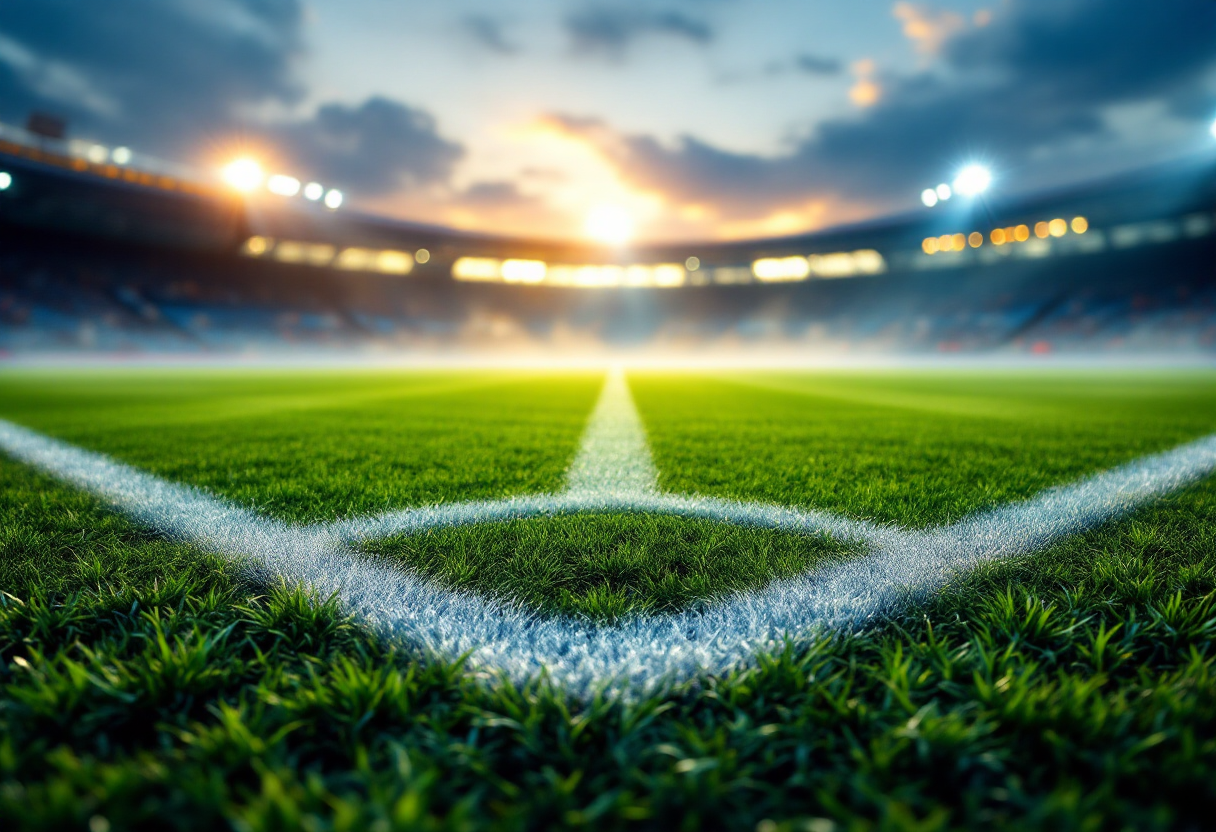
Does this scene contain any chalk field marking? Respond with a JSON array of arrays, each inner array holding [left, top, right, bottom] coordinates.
[[3, 370, 1216, 697], [565, 367, 659, 497]]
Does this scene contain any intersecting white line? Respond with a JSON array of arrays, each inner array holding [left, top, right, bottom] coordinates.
[[2, 371, 1216, 698]]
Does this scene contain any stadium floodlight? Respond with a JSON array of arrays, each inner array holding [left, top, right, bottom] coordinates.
[[752, 256, 811, 282], [921, 188, 938, 207], [111, 146, 132, 165], [324, 189, 343, 209], [935, 183, 952, 201], [303, 182, 324, 201], [585, 205, 634, 245], [501, 259, 547, 284], [222, 158, 265, 192], [0, 171, 10, 191], [952, 164, 992, 197], [86, 144, 109, 164], [267, 174, 301, 196]]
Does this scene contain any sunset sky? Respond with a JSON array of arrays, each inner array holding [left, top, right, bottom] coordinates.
[[2, 0, 1214, 241]]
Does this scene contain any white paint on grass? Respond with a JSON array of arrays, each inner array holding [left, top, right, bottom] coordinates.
[[565, 367, 659, 496], [3, 370, 1216, 698]]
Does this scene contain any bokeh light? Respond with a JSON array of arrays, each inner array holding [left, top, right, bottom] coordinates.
[[222, 158, 265, 192], [952, 165, 992, 197], [584, 205, 634, 245]]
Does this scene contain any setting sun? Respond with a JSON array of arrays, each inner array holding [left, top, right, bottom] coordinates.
[[584, 204, 634, 245]]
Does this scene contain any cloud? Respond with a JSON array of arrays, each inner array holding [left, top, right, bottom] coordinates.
[[0, 0, 305, 149], [458, 180, 534, 206], [794, 54, 843, 77], [544, 0, 1216, 228], [0, 0, 465, 199], [462, 15, 518, 56], [564, 6, 713, 57], [272, 97, 464, 195]]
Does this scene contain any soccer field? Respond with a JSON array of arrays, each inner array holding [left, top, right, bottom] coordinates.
[[3, 367, 1216, 830]]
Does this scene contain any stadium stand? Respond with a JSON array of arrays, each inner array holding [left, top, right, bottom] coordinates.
[[0, 134, 1213, 358]]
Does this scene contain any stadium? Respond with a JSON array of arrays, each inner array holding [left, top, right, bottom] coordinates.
[[2, 127, 1215, 358], [3, 2, 1216, 830]]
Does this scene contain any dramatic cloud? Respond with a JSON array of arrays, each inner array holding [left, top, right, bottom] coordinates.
[[462, 14, 519, 56], [547, 0, 1216, 224], [273, 97, 464, 195], [564, 6, 713, 57], [0, 0, 305, 148], [0, 0, 465, 199]]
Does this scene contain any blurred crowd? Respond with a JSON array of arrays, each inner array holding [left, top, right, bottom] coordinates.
[[1, 233, 1213, 358]]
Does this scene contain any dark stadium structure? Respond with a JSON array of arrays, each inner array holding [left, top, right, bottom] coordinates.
[[1, 135, 1213, 358]]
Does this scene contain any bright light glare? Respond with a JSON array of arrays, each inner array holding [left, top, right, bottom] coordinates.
[[952, 164, 992, 197], [324, 189, 343, 209], [86, 145, 109, 164], [1210, 118, 1216, 139], [222, 158, 264, 192], [452, 257, 502, 281], [375, 250, 413, 275], [303, 182, 324, 201], [0, 171, 10, 190], [111, 147, 132, 165], [921, 188, 938, 207], [267, 174, 301, 196], [584, 205, 634, 245], [242, 236, 270, 256], [501, 259, 547, 283], [752, 256, 811, 282], [935, 183, 952, 200]]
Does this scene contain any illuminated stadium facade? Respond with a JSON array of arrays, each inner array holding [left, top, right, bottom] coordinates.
[[1, 123, 1214, 357]]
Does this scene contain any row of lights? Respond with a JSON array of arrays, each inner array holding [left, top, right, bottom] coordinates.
[[452, 249, 887, 287], [922, 216, 1089, 254], [751, 250, 886, 281], [241, 236, 429, 273], [74, 142, 133, 166], [921, 164, 992, 207], [222, 158, 343, 209], [453, 257, 690, 287]]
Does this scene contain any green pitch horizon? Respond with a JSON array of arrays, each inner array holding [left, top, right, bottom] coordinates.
[[2, 367, 1216, 830]]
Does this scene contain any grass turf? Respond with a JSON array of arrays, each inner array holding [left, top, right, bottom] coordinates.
[[366, 515, 853, 621], [2, 367, 1216, 830], [632, 370, 1216, 526]]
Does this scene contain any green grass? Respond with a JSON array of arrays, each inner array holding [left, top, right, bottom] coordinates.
[[367, 515, 852, 620], [2, 367, 1216, 830], [633, 370, 1216, 526], [0, 369, 601, 522]]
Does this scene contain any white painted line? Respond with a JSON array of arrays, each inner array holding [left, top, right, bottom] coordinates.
[[3, 369, 1216, 698], [565, 367, 660, 496]]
